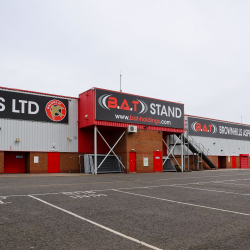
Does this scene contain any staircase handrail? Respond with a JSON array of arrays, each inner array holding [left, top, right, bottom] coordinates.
[[184, 133, 217, 168]]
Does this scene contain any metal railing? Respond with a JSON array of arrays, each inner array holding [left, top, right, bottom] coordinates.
[[184, 133, 217, 168]]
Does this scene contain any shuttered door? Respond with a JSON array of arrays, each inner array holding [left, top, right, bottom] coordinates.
[[4, 152, 26, 173], [240, 154, 249, 169]]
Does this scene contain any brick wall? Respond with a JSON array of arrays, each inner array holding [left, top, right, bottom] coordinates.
[[111, 129, 162, 173], [0, 151, 4, 174], [29, 152, 48, 173], [60, 153, 80, 173]]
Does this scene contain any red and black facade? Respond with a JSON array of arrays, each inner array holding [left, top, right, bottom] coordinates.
[[78, 88, 185, 173]]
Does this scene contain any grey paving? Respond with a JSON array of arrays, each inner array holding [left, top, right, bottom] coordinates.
[[1, 169, 250, 249]]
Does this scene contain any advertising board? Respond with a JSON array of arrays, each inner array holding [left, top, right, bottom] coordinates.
[[0, 89, 68, 123], [188, 116, 250, 141], [95, 89, 184, 129]]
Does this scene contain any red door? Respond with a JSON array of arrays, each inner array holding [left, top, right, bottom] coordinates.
[[4, 152, 26, 173], [48, 153, 60, 173], [240, 154, 249, 169], [232, 156, 237, 168], [129, 152, 136, 172], [153, 151, 162, 172]]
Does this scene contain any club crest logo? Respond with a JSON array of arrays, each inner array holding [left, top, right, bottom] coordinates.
[[45, 100, 66, 121]]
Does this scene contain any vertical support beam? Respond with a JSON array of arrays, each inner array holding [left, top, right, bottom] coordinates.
[[94, 125, 97, 174], [181, 134, 184, 172]]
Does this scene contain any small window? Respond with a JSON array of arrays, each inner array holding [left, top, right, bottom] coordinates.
[[34, 156, 39, 163]]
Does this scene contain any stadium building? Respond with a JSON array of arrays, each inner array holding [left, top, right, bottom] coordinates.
[[0, 86, 249, 174]]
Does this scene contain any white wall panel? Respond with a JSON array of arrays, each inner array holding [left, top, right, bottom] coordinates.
[[187, 136, 250, 156], [0, 90, 78, 152], [182, 116, 250, 156]]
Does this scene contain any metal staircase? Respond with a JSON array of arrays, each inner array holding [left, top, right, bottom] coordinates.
[[183, 133, 217, 170]]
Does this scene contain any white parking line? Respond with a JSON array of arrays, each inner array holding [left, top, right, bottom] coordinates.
[[113, 189, 250, 217], [2, 176, 250, 198], [29, 195, 162, 250], [173, 185, 250, 196], [154, 173, 250, 182]]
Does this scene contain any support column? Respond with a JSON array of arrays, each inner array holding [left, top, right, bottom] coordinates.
[[94, 125, 97, 174], [181, 134, 184, 172]]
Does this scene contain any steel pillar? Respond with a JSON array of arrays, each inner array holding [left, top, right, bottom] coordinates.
[[94, 125, 97, 174]]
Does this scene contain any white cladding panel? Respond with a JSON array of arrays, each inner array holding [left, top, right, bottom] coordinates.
[[187, 136, 250, 156], [182, 116, 250, 156], [0, 91, 78, 152]]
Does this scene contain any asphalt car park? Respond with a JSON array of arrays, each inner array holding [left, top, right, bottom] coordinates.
[[1, 169, 250, 250]]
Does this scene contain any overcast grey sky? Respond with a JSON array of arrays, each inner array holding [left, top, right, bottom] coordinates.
[[1, 1, 250, 124]]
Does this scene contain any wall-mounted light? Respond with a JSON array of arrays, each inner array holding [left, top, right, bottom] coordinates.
[[131, 149, 135, 151], [213, 142, 216, 145], [85, 115, 88, 119], [15, 138, 20, 143], [67, 137, 72, 141], [221, 149, 223, 152], [144, 125, 148, 129], [158, 131, 162, 133], [156, 150, 159, 151]]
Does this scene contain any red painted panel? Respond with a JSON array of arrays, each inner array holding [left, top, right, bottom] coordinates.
[[218, 157, 220, 169], [78, 89, 95, 128], [78, 128, 110, 154], [94, 120, 185, 133], [129, 152, 136, 172], [48, 153, 60, 173], [153, 151, 162, 172], [4, 152, 26, 173], [162, 135, 167, 155], [240, 154, 249, 169], [232, 156, 237, 168]]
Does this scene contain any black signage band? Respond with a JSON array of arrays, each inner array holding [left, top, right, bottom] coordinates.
[[0, 89, 68, 124], [188, 116, 250, 141], [95, 89, 184, 129]]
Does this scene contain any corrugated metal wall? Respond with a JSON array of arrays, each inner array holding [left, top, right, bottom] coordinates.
[[0, 90, 78, 152], [186, 136, 250, 156], [181, 116, 250, 156]]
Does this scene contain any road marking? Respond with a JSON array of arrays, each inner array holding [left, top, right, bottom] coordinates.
[[2, 176, 250, 198], [113, 189, 250, 217], [173, 185, 250, 196], [154, 173, 250, 182], [1, 172, 250, 190], [0, 180, 135, 189], [0, 197, 11, 205], [29, 195, 162, 250], [63, 191, 107, 198]]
